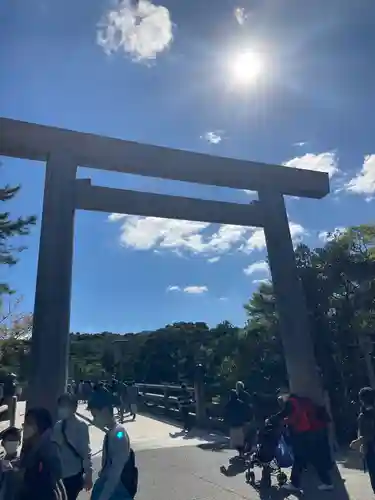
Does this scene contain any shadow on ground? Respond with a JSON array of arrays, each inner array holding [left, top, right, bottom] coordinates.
[[168, 427, 227, 444], [220, 458, 248, 477], [336, 449, 364, 471], [197, 440, 230, 452]]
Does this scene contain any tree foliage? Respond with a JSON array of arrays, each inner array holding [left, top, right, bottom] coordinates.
[[1, 182, 37, 296]]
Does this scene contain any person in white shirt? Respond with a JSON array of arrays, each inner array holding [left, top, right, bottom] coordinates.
[[90, 401, 136, 500], [53, 393, 93, 500]]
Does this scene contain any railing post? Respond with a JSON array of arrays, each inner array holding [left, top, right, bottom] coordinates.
[[194, 364, 207, 427], [9, 396, 17, 427], [163, 387, 170, 415]]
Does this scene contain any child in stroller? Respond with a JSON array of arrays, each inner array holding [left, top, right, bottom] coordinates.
[[245, 420, 288, 488]]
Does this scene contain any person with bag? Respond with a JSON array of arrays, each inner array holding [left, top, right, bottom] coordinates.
[[269, 388, 334, 493], [350, 387, 375, 493], [89, 399, 138, 500], [53, 393, 93, 500]]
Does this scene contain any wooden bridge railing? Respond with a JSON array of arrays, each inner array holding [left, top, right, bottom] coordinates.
[[135, 381, 225, 430]]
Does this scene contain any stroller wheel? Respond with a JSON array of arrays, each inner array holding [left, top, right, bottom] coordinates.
[[276, 471, 288, 486], [246, 470, 255, 484], [220, 466, 227, 476]]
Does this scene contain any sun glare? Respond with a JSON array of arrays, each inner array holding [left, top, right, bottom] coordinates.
[[231, 51, 263, 85]]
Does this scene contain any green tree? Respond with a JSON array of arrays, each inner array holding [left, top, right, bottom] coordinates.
[[1, 182, 36, 296]]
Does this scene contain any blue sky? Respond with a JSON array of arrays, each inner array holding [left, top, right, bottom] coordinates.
[[1, 0, 375, 333]]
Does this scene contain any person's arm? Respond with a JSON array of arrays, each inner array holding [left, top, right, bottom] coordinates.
[[51, 421, 62, 447], [268, 400, 293, 425], [98, 430, 130, 500], [42, 440, 63, 488], [79, 422, 93, 486]]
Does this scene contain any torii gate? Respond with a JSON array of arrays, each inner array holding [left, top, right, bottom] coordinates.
[[0, 118, 329, 415]]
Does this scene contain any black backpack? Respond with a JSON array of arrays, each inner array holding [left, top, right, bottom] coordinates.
[[104, 434, 138, 498]]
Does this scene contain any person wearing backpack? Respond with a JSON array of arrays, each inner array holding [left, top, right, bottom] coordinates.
[[269, 388, 333, 493], [351, 387, 375, 493], [53, 393, 93, 500], [89, 400, 138, 500]]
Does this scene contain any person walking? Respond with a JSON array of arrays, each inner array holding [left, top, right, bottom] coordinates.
[[178, 384, 193, 432], [269, 388, 334, 493], [53, 393, 93, 500], [351, 387, 375, 494], [235, 381, 252, 406], [118, 382, 129, 423], [89, 400, 138, 500], [235, 382, 255, 451], [18, 407, 66, 500], [127, 382, 138, 422], [224, 390, 252, 458]]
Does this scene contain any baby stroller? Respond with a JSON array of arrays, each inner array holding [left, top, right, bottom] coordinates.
[[245, 421, 288, 488]]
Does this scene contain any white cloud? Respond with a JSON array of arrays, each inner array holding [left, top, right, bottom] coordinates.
[[241, 222, 307, 253], [97, 0, 173, 61], [183, 286, 208, 294], [166, 285, 207, 294], [234, 7, 247, 25], [345, 155, 375, 199], [244, 260, 269, 276], [283, 152, 339, 179], [219, 297, 228, 301], [109, 215, 249, 254], [253, 278, 271, 285], [201, 131, 223, 145], [241, 228, 266, 253], [318, 227, 346, 243], [208, 257, 220, 263], [108, 215, 307, 258], [108, 213, 126, 222]]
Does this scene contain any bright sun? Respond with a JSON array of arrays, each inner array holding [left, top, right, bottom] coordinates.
[[231, 51, 263, 85]]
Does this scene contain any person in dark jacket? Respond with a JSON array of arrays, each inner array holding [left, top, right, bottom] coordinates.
[[351, 387, 375, 493], [235, 381, 252, 406], [178, 384, 193, 431], [224, 390, 251, 458], [18, 407, 66, 500]]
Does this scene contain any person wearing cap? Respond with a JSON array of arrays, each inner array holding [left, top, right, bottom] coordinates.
[[53, 393, 93, 500]]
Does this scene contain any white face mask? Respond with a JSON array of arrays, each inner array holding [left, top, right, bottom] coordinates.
[[57, 407, 72, 420], [3, 441, 18, 455]]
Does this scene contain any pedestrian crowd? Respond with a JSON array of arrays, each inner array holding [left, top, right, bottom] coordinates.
[[0, 375, 139, 500], [221, 381, 375, 495], [1, 375, 375, 498]]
